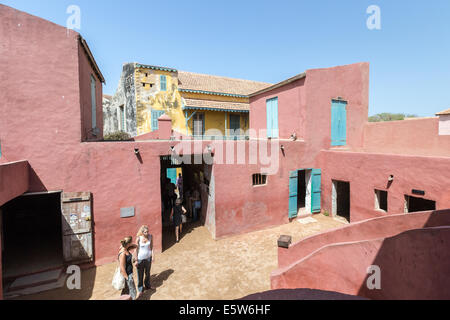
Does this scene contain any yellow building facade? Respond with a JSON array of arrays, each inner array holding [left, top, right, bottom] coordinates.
[[106, 63, 271, 138]]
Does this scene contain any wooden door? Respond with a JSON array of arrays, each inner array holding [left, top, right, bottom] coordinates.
[[61, 192, 93, 263], [289, 171, 298, 218], [331, 100, 347, 146]]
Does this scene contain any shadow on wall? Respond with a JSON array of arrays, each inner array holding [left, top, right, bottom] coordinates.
[[272, 210, 450, 300], [28, 165, 47, 192], [357, 226, 450, 300]]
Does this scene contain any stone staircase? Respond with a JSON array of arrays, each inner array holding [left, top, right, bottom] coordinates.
[[4, 268, 67, 299]]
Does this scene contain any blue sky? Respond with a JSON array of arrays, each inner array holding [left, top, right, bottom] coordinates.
[[2, 0, 450, 116]]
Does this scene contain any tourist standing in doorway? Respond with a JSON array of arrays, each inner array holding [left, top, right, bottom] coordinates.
[[171, 198, 187, 243], [176, 173, 183, 200], [119, 236, 139, 300], [136, 225, 154, 293]]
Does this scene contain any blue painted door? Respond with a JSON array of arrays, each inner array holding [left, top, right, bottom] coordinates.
[[289, 171, 298, 218], [331, 100, 347, 146], [166, 168, 177, 185], [311, 169, 322, 213], [151, 110, 165, 131], [266, 97, 279, 138]]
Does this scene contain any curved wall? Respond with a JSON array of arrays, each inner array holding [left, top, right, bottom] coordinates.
[[272, 227, 450, 299]]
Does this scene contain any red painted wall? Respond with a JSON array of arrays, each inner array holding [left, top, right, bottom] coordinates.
[[250, 78, 306, 140], [214, 140, 308, 238], [0, 160, 29, 300], [316, 151, 450, 222], [0, 161, 29, 207], [363, 117, 450, 157], [276, 209, 450, 269], [271, 226, 450, 299]]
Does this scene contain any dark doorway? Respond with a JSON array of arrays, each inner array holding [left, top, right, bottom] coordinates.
[[405, 195, 436, 213], [297, 170, 306, 210], [1, 193, 63, 280], [333, 180, 350, 221], [160, 155, 212, 251]]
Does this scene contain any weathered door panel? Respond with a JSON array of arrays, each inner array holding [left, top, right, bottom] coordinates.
[[331, 100, 347, 146], [61, 192, 93, 263], [311, 169, 322, 213], [289, 171, 298, 218]]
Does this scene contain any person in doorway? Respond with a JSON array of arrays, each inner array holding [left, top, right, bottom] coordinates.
[[119, 236, 139, 300], [170, 198, 187, 243], [176, 173, 183, 200], [136, 225, 154, 293], [192, 187, 201, 222]]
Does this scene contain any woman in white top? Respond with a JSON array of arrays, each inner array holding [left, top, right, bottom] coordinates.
[[136, 225, 154, 292]]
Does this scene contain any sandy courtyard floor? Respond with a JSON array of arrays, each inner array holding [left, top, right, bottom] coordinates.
[[12, 214, 346, 300]]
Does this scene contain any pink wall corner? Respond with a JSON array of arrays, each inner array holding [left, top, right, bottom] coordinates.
[[304, 62, 369, 152], [0, 4, 84, 164], [250, 78, 306, 140], [0, 161, 29, 207]]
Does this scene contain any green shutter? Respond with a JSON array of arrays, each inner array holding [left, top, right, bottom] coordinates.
[[311, 169, 322, 213], [289, 171, 298, 218]]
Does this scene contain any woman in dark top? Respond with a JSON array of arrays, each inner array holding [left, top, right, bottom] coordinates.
[[119, 236, 139, 300], [170, 198, 187, 243]]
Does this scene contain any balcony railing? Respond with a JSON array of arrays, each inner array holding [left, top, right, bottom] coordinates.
[[190, 135, 249, 141]]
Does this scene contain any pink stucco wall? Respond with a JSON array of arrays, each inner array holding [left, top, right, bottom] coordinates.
[[250, 62, 369, 152], [316, 150, 450, 223], [271, 226, 450, 299], [439, 114, 450, 135], [0, 161, 29, 207], [276, 209, 450, 269], [363, 117, 450, 157]]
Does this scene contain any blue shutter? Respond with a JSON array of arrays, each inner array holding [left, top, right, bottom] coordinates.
[[311, 169, 322, 213], [266, 99, 272, 138], [272, 98, 279, 138], [331, 100, 347, 146], [167, 168, 177, 185], [160, 75, 167, 91], [266, 97, 279, 138], [151, 110, 165, 131], [289, 171, 298, 218]]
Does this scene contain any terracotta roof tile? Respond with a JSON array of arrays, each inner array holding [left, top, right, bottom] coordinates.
[[178, 71, 271, 96], [183, 98, 249, 112], [436, 108, 450, 115]]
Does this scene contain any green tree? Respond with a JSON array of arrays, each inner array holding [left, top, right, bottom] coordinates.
[[368, 113, 417, 122]]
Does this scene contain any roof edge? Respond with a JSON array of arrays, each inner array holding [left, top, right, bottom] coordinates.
[[248, 72, 306, 98], [179, 88, 248, 98], [79, 36, 105, 83]]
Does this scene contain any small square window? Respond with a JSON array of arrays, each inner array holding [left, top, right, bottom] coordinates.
[[375, 189, 388, 212], [252, 174, 267, 186], [143, 83, 146, 87]]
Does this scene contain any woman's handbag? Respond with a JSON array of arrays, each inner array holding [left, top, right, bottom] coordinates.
[[181, 213, 187, 224], [112, 266, 126, 290]]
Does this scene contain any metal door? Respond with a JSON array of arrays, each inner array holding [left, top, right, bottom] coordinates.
[[61, 192, 93, 263]]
